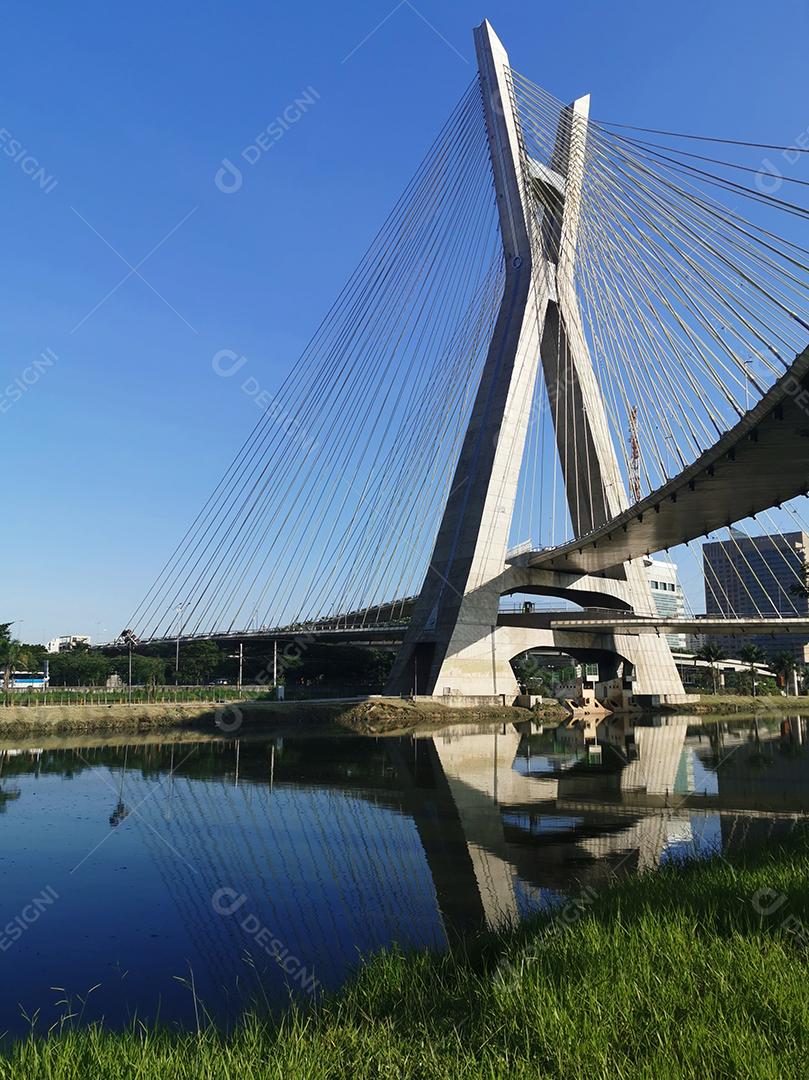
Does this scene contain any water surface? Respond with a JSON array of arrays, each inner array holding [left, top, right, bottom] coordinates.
[[0, 715, 806, 1038]]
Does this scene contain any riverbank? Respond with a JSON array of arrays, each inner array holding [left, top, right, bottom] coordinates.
[[2, 829, 806, 1079], [664, 693, 807, 715], [1, 691, 806, 738], [0, 696, 563, 738]]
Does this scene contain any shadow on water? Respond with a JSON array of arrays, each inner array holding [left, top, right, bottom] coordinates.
[[0, 711, 806, 1039]]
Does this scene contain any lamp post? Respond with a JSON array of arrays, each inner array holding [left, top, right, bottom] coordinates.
[[743, 355, 754, 410], [174, 603, 188, 682], [118, 629, 140, 705]]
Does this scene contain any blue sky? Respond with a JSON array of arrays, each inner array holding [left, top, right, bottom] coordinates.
[[3, 0, 807, 642]]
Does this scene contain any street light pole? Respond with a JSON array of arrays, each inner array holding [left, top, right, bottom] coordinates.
[[743, 355, 753, 410], [174, 603, 187, 681], [238, 642, 243, 692]]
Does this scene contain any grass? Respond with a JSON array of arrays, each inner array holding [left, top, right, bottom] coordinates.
[[669, 693, 809, 715], [2, 686, 267, 707], [2, 836, 809, 1078]]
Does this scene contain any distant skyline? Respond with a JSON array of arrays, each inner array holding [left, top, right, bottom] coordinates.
[[4, 0, 808, 641]]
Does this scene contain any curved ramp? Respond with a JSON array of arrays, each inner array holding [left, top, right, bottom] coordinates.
[[521, 346, 809, 573]]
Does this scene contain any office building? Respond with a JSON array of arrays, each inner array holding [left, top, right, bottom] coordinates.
[[702, 530, 809, 661], [643, 556, 687, 652]]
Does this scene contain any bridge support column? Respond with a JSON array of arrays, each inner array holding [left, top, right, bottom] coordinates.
[[387, 19, 685, 703], [387, 21, 548, 699]]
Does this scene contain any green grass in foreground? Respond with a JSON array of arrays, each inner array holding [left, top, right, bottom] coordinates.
[[3, 835, 809, 1079]]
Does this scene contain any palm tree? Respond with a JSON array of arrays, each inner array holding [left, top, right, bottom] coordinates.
[[739, 643, 766, 697], [696, 642, 726, 694], [771, 650, 798, 696], [0, 623, 22, 701]]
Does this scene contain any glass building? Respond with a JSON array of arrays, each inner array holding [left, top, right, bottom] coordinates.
[[702, 530, 809, 661]]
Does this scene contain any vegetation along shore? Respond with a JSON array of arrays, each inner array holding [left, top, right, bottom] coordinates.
[[1, 830, 807, 1079]]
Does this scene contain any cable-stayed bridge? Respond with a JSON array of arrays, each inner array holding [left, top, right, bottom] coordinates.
[[126, 21, 809, 704]]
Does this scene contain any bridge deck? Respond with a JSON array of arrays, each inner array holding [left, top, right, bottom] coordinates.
[[494, 608, 809, 637], [546, 615, 809, 636], [517, 345, 809, 573], [136, 609, 809, 648]]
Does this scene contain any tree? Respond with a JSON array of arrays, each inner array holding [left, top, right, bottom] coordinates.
[[696, 642, 726, 694], [0, 623, 22, 698], [109, 653, 167, 687], [771, 650, 798, 695], [512, 654, 550, 694], [286, 644, 383, 690], [176, 640, 224, 685], [17, 643, 47, 672], [47, 649, 112, 687], [739, 643, 766, 697]]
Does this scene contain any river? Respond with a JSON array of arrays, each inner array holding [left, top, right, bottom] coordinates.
[[0, 713, 806, 1038]]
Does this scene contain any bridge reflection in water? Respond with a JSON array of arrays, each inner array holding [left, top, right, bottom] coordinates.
[[0, 718, 805, 1035]]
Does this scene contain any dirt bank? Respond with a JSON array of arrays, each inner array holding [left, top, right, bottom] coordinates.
[[0, 697, 561, 738]]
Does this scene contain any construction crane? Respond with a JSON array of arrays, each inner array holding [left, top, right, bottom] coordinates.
[[628, 405, 641, 503]]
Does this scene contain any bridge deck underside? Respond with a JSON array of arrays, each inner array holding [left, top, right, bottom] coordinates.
[[520, 347, 809, 574]]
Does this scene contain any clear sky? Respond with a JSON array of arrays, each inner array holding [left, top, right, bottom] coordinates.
[[3, 0, 808, 643]]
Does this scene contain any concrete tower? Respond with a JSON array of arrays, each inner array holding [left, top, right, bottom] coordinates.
[[387, 21, 685, 704]]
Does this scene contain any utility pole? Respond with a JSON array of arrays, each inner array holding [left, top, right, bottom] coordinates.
[[128, 643, 132, 705]]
